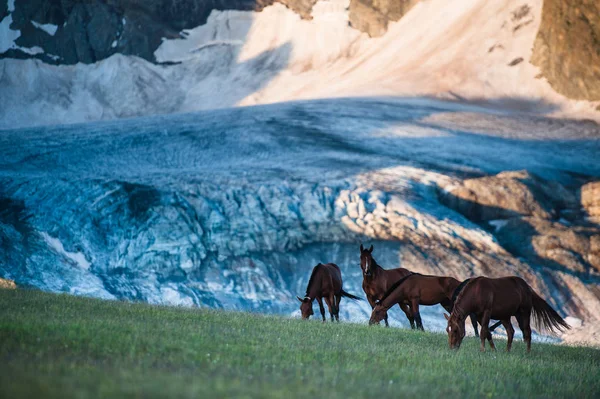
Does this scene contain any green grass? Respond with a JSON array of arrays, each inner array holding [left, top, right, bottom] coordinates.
[[1, 289, 599, 398]]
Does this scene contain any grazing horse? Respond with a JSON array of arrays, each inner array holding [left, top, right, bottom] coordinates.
[[369, 273, 484, 336], [445, 276, 570, 352], [359, 244, 414, 327], [297, 263, 361, 322]]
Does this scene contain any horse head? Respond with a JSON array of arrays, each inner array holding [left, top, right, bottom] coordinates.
[[297, 296, 314, 319], [444, 313, 466, 349], [369, 300, 386, 325], [359, 244, 375, 277]]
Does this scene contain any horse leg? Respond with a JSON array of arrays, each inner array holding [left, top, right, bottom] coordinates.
[[517, 310, 532, 353], [335, 294, 341, 322], [399, 303, 414, 329], [502, 319, 515, 352], [325, 295, 335, 322], [480, 310, 494, 352], [469, 314, 479, 338], [411, 299, 424, 331], [317, 297, 326, 322]]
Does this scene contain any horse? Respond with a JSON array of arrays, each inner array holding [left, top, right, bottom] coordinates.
[[369, 273, 486, 336], [445, 276, 570, 352], [359, 244, 414, 327], [297, 263, 361, 322]]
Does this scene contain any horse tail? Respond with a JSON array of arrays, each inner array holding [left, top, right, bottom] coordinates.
[[340, 289, 362, 301], [530, 290, 570, 334]]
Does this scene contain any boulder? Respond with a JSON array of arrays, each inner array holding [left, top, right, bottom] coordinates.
[[440, 170, 575, 222], [495, 217, 600, 275], [581, 181, 600, 217], [0, 278, 16, 289]]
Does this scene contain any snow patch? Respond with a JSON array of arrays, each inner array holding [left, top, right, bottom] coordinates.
[[19, 45, 44, 55], [0, 14, 20, 53], [111, 40, 117, 48], [8, 0, 15, 12], [489, 219, 508, 231], [41, 232, 91, 270], [31, 21, 58, 36]]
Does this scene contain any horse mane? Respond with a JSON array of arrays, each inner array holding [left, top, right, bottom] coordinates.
[[305, 263, 323, 296], [378, 273, 417, 303], [451, 278, 472, 306], [451, 277, 478, 319]]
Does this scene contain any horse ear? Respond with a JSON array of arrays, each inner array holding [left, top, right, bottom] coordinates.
[[297, 296, 304, 302], [444, 313, 450, 321], [360, 244, 364, 252], [368, 245, 374, 253]]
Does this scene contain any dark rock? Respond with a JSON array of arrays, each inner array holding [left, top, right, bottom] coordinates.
[[1, 0, 321, 64], [1, 0, 8, 20], [86, 2, 121, 61], [508, 57, 523, 66], [531, 0, 600, 101]]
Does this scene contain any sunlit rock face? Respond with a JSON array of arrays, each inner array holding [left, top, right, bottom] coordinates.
[[531, 0, 600, 101], [348, 0, 419, 37]]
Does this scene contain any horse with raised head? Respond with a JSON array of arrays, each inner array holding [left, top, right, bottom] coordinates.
[[445, 276, 570, 352], [359, 244, 414, 327], [369, 273, 485, 336], [297, 263, 361, 322]]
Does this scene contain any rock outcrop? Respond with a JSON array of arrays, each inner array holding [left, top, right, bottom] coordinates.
[[0, 278, 16, 289], [347, 0, 419, 37], [581, 181, 600, 219], [531, 0, 600, 101], [440, 170, 576, 222], [441, 171, 600, 279]]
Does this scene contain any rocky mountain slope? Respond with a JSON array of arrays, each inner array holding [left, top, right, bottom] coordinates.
[[2, 0, 600, 129], [1, 0, 599, 105]]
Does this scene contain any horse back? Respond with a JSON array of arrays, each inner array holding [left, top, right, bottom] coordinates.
[[321, 263, 343, 293], [469, 276, 532, 316]]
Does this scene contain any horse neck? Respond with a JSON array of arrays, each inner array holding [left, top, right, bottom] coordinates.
[[452, 284, 474, 321], [306, 272, 322, 300], [368, 260, 383, 277], [380, 286, 403, 310]]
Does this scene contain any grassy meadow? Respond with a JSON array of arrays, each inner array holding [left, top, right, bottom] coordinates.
[[1, 288, 599, 398]]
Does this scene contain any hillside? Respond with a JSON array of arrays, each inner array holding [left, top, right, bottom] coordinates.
[[1, 289, 599, 398]]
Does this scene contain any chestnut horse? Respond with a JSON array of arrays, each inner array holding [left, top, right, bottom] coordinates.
[[445, 276, 570, 352], [369, 273, 484, 335], [297, 263, 361, 321], [359, 244, 414, 327]]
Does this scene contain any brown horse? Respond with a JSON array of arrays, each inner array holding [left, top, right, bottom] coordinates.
[[369, 273, 482, 336], [297, 263, 361, 321], [359, 244, 414, 327], [445, 276, 570, 352]]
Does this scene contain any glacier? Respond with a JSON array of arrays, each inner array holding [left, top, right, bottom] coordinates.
[[1, 97, 599, 334]]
